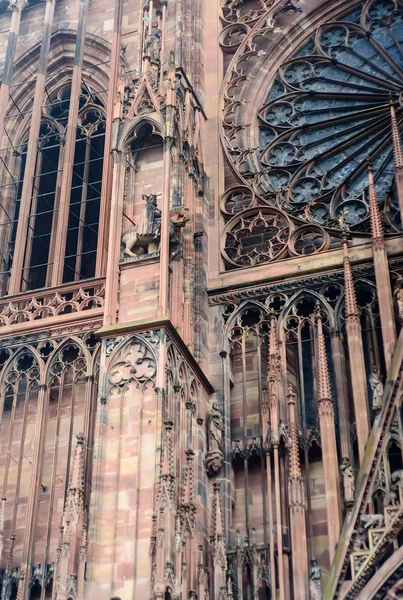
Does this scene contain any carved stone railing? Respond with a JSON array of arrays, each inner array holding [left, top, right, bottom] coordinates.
[[0, 278, 105, 327]]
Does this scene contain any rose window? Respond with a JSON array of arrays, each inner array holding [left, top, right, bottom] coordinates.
[[257, 0, 403, 232]]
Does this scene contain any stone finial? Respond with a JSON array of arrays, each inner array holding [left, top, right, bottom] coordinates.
[[366, 160, 384, 249]]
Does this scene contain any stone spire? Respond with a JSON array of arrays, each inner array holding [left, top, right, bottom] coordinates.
[[68, 432, 85, 496], [287, 384, 301, 480], [181, 449, 196, 539], [210, 482, 225, 549], [157, 421, 175, 510], [366, 159, 396, 370], [314, 305, 333, 409], [390, 101, 403, 222], [314, 305, 341, 564], [342, 238, 360, 324], [54, 434, 87, 600], [342, 237, 370, 462], [366, 160, 384, 249], [211, 482, 227, 600], [391, 103, 403, 169]]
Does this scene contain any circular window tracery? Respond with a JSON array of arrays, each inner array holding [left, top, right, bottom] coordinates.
[[255, 0, 403, 232], [222, 207, 291, 268]]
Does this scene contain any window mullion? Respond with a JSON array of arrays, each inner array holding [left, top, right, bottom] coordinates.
[[21, 147, 43, 291], [46, 133, 66, 287], [74, 136, 91, 281]]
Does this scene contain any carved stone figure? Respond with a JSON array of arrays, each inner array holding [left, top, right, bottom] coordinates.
[[279, 419, 291, 449], [121, 194, 161, 258], [369, 366, 384, 414], [340, 457, 355, 504], [383, 488, 398, 507], [278, 1, 303, 13], [353, 527, 368, 552], [391, 469, 403, 488], [169, 206, 191, 228], [309, 559, 321, 600], [144, 22, 162, 62], [207, 403, 223, 452], [204, 403, 224, 476], [394, 279, 403, 323]]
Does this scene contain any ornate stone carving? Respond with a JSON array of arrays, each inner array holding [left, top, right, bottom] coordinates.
[[0, 280, 105, 327], [107, 336, 157, 394], [204, 403, 224, 476], [340, 457, 355, 505], [309, 559, 321, 600], [369, 366, 384, 414], [169, 206, 191, 228], [144, 21, 162, 63], [360, 514, 384, 529], [394, 278, 403, 324], [222, 206, 291, 268]]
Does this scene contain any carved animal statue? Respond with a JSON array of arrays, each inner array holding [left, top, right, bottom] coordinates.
[[360, 513, 384, 529], [383, 489, 398, 507], [121, 226, 160, 257], [391, 470, 403, 487]]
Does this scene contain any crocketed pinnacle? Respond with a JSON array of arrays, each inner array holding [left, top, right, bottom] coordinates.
[[287, 384, 301, 479], [161, 421, 174, 477], [268, 313, 281, 384], [342, 238, 360, 320], [182, 449, 195, 506], [391, 103, 403, 170], [16, 570, 25, 600], [211, 481, 225, 541], [68, 433, 85, 493], [314, 307, 332, 403], [366, 160, 384, 245], [6, 532, 15, 571]]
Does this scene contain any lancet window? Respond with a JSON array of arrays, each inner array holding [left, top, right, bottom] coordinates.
[[0, 336, 99, 592], [3, 85, 105, 295]]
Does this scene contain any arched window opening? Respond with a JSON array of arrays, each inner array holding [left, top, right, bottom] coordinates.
[[9, 580, 17, 600], [5, 85, 106, 295], [283, 296, 335, 433], [0, 351, 40, 566], [24, 123, 61, 291], [388, 440, 403, 475], [122, 124, 163, 257], [228, 304, 268, 552], [29, 580, 41, 600], [44, 579, 53, 600], [63, 106, 106, 283]]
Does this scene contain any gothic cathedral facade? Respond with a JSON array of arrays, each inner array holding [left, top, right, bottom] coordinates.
[[1, 0, 403, 598]]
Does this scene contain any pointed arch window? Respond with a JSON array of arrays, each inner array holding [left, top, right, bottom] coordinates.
[[5, 85, 105, 294]]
